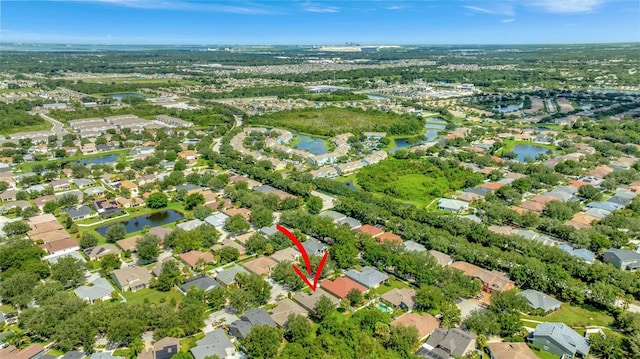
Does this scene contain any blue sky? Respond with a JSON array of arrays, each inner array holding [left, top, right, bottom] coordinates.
[[1, 0, 638, 44]]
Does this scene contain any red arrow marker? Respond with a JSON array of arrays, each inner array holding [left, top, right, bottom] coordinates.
[[276, 224, 329, 291]]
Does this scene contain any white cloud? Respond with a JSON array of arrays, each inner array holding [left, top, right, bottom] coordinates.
[[463, 4, 515, 16], [501, 18, 516, 23], [529, 0, 608, 13], [301, 1, 340, 13], [48, 0, 281, 14]]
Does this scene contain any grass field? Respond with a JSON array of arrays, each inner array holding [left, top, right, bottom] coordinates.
[[522, 303, 614, 328], [249, 107, 422, 137], [19, 148, 128, 172], [503, 140, 557, 153], [122, 288, 183, 305], [530, 346, 560, 359], [376, 277, 412, 295], [0, 121, 52, 136]]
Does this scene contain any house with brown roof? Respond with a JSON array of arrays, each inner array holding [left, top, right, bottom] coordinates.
[[450, 261, 515, 293], [320, 277, 367, 299], [85, 243, 121, 260], [41, 238, 80, 258], [588, 165, 614, 179], [117, 197, 145, 208], [391, 313, 440, 341], [356, 224, 384, 238], [381, 288, 416, 310], [139, 337, 180, 359], [377, 232, 402, 244], [179, 250, 215, 269], [112, 266, 152, 291], [119, 180, 139, 197], [293, 289, 340, 315], [487, 342, 537, 359], [224, 207, 251, 221], [270, 247, 300, 263], [117, 235, 141, 252], [482, 182, 506, 191], [518, 200, 546, 213], [0, 343, 45, 359], [269, 298, 308, 327], [148, 227, 173, 242], [242, 256, 278, 276], [429, 250, 453, 266]]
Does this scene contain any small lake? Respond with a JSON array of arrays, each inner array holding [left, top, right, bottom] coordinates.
[[495, 104, 522, 113], [110, 93, 145, 101], [366, 94, 389, 101], [294, 135, 327, 155], [389, 118, 445, 152], [96, 209, 184, 236], [70, 154, 120, 166], [511, 144, 551, 162], [425, 117, 447, 124]]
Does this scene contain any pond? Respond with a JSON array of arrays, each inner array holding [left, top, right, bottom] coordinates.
[[389, 118, 446, 153], [96, 209, 184, 236], [424, 117, 447, 124], [511, 144, 551, 162], [494, 104, 522, 113], [110, 93, 145, 101], [70, 154, 120, 166], [344, 181, 358, 191], [366, 94, 389, 101], [294, 135, 327, 155]]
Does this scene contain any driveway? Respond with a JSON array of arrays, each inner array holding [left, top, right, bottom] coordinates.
[[311, 191, 336, 211], [456, 299, 485, 319], [204, 309, 240, 333]]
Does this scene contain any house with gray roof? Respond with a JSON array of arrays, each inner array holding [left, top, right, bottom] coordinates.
[[72, 178, 93, 188], [204, 213, 228, 229], [260, 225, 278, 237], [345, 266, 389, 288], [438, 198, 469, 213], [606, 196, 632, 207], [180, 276, 219, 293], [546, 191, 574, 202], [75, 277, 115, 303], [318, 210, 347, 222], [176, 219, 204, 232], [216, 264, 249, 287], [253, 184, 277, 194], [229, 308, 277, 340], [416, 328, 476, 359], [403, 240, 427, 252], [90, 353, 123, 359], [558, 244, 595, 264], [584, 207, 611, 219], [529, 322, 589, 358], [190, 329, 235, 359], [336, 216, 362, 229], [465, 186, 493, 197], [587, 201, 623, 212], [301, 237, 327, 256], [64, 205, 92, 221], [84, 186, 106, 197], [602, 248, 640, 271], [61, 351, 85, 359], [519, 289, 562, 313]]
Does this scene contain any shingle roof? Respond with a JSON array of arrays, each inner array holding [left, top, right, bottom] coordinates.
[[241, 308, 277, 327], [180, 276, 219, 292], [519, 289, 562, 312], [403, 240, 427, 252], [344, 266, 389, 288], [216, 265, 249, 286], [532, 322, 589, 357], [74, 278, 115, 302], [190, 329, 234, 359]]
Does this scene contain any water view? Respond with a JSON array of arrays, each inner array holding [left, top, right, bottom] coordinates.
[[366, 94, 389, 101], [494, 104, 523, 113], [110, 93, 145, 101], [389, 118, 446, 152], [511, 144, 551, 162], [96, 209, 184, 236], [294, 135, 327, 155], [70, 154, 120, 166]]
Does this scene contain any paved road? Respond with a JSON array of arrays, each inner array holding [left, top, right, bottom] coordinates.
[[39, 112, 69, 136]]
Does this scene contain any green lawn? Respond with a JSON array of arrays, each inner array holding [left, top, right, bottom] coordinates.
[[0, 121, 52, 136], [248, 107, 422, 137], [330, 310, 352, 324], [522, 303, 614, 328], [0, 304, 15, 313], [530, 346, 560, 359], [19, 149, 128, 172], [376, 278, 411, 295], [180, 332, 206, 352], [122, 288, 183, 305]]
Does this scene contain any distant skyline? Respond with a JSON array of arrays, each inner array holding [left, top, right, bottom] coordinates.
[[1, 0, 639, 45]]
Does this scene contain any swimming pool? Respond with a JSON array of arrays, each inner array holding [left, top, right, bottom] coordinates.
[[376, 303, 392, 313]]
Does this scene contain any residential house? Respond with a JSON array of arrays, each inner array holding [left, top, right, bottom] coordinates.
[[243, 256, 278, 276], [116, 235, 141, 253], [224, 207, 251, 221], [529, 322, 589, 358], [72, 178, 93, 188], [557, 244, 595, 264], [179, 250, 215, 269], [416, 328, 476, 359], [151, 258, 183, 278], [212, 238, 246, 256], [111, 266, 152, 292], [60, 352, 86, 359], [320, 277, 367, 299], [519, 289, 562, 313], [230, 308, 277, 340], [139, 337, 180, 359], [216, 264, 249, 287], [93, 199, 122, 218], [0, 189, 18, 202], [336, 216, 362, 230], [438, 198, 469, 213], [269, 298, 307, 327], [0, 344, 45, 359], [429, 250, 453, 266], [293, 290, 340, 315], [318, 210, 347, 222], [391, 313, 440, 341], [84, 244, 121, 261], [64, 205, 92, 221], [357, 224, 384, 238], [270, 247, 300, 263], [381, 288, 416, 310], [119, 180, 139, 197], [41, 238, 80, 259], [148, 227, 172, 242], [74, 277, 115, 303], [345, 266, 389, 288], [84, 186, 107, 197], [602, 248, 640, 271], [450, 261, 515, 293], [301, 237, 327, 256], [176, 219, 205, 232], [204, 213, 229, 229], [403, 240, 427, 253], [50, 179, 71, 191], [487, 342, 537, 359], [190, 329, 235, 359], [180, 276, 219, 293], [117, 197, 145, 209], [377, 231, 403, 244]]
